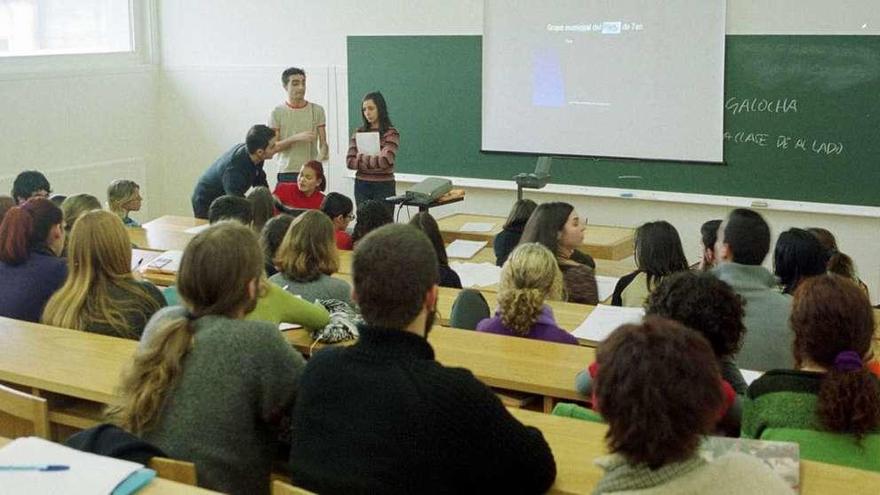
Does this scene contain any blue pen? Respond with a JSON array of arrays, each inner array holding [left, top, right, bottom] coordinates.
[[0, 464, 69, 471]]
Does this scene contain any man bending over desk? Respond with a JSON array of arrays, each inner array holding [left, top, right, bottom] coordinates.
[[191, 125, 276, 219], [289, 224, 556, 494]]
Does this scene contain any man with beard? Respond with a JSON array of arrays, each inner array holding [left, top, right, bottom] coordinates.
[[289, 223, 557, 494]]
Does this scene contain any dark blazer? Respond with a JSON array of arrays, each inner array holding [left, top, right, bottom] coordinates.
[[289, 325, 557, 494]]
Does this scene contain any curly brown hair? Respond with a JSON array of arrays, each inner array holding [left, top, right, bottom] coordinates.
[[595, 316, 723, 469], [645, 271, 745, 358], [791, 274, 880, 436]]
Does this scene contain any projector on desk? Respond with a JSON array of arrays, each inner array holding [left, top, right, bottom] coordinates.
[[403, 177, 453, 206]]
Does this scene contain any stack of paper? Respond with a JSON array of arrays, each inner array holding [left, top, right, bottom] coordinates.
[[355, 131, 381, 155], [449, 262, 502, 288], [458, 222, 495, 233], [0, 437, 154, 495], [445, 239, 488, 259], [571, 304, 645, 343], [595, 275, 620, 303], [142, 250, 183, 274]]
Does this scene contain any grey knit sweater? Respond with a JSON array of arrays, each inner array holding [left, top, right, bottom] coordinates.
[[139, 306, 306, 495]]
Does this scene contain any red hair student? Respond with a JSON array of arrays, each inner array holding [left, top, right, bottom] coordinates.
[[0, 198, 67, 322]]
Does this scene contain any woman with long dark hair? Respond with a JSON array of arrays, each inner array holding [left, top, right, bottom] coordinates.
[[519, 202, 598, 305], [346, 91, 399, 210], [612, 221, 689, 307]]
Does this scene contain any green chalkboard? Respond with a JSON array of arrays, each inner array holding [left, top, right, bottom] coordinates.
[[347, 35, 880, 207]]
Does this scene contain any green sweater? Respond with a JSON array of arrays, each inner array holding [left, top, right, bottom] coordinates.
[[140, 306, 306, 494], [163, 283, 330, 329], [245, 282, 330, 328], [743, 369, 880, 471]]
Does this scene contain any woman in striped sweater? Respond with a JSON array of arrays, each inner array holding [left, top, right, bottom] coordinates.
[[346, 91, 399, 210]]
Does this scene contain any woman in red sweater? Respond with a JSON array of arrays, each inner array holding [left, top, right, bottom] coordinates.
[[274, 160, 326, 209]]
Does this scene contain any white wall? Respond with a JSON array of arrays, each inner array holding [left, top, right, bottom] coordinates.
[[150, 1, 879, 302], [0, 68, 159, 221]]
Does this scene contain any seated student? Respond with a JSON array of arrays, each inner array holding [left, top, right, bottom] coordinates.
[[289, 224, 557, 494], [477, 242, 577, 345], [350, 198, 392, 248], [259, 214, 294, 277], [111, 222, 306, 494], [773, 228, 829, 295], [713, 208, 792, 372], [612, 220, 689, 307], [60, 193, 101, 237], [107, 179, 143, 227], [320, 192, 354, 250], [807, 227, 870, 297], [409, 211, 462, 288], [743, 275, 880, 471], [191, 125, 276, 219], [274, 160, 326, 209], [0, 195, 16, 223], [269, 210, 352, 304], [247, 186, 275, 231], [42, 211, 165, 340], [207, 195, 253, 225], [0, 198, 67, 322], [696, 219, 722, 271], [577, 271, 748, 396], [519, 202, 598, 305], [163, 217, 330, 330], [11, 170, 51, 205], [494, 198, 537, 266], [591, 318, 793, 494]]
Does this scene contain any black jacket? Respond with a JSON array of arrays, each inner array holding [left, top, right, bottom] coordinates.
[[289, 324, 557, 494]]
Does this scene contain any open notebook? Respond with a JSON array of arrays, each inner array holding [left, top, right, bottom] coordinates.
[[0, 437, 155, 495]]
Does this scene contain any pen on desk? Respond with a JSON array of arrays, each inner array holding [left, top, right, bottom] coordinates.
[[0, 464, 70, 471], [134, 258, 144, 269]]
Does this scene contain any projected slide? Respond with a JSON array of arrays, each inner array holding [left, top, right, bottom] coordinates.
[[482, 1, 726, 162]]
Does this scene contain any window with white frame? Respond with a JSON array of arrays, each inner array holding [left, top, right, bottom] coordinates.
[[0, 0, 133, 57]]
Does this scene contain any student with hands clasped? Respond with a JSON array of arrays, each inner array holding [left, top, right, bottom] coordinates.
[[346, 91, 400, 209]]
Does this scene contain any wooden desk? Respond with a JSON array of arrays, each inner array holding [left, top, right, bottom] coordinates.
[[128, 216, 206, 252], [437, 213, 635, 261], [283, 326, 592, 410], [508, 409, 880, 495], [0, 437, 220, 494], [1, 320, 877, 494]]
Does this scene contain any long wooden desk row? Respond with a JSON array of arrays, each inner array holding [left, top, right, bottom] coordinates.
[[129, 214, 636, 262], [0, 326, 880, 494], [0, 437, 219, 494], [437, 213, 636, 261], [2, 321, 878, 495]]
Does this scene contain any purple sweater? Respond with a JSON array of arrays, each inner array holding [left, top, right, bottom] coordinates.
[[0, 252, 67, 322], [476, 306, 579, 345]]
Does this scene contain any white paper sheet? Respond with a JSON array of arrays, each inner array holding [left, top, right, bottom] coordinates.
[[130, 250, 161, 272], [142, 250, 183, 274], [595, 275, 620, 303], [355, 131, 381, 155], [183, 224, 210, 235], [458, 222, 495, 233], [449, 262, 502, 288], [279, 323, 303, 331], [571, 304, 645, 342], [740, 369, 764, 386], [0, 437, 144, 495], [445, 239, 488, 260]]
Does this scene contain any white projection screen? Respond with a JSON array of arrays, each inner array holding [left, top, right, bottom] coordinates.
[[482, 1, 726, 163]]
